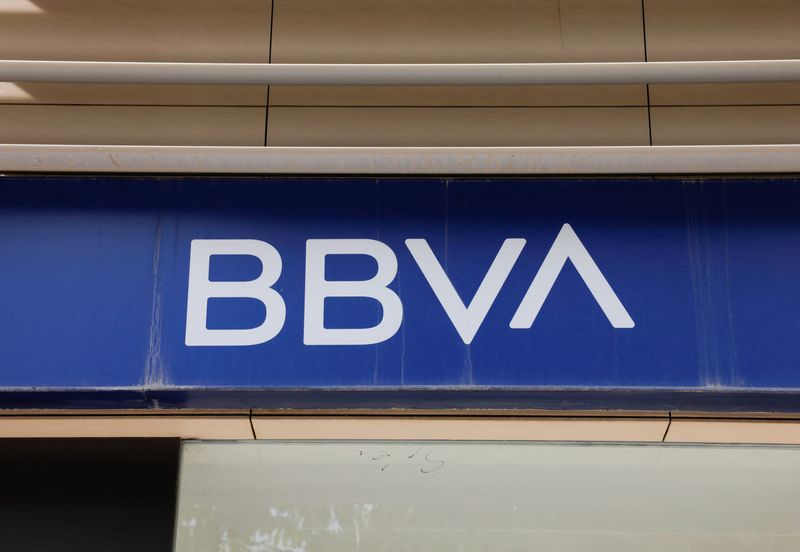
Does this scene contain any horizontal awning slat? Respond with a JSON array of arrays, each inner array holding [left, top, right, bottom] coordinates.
[[2, 60, 800, 85]]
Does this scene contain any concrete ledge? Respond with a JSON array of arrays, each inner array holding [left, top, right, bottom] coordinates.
[[3, 144, 800, 174]]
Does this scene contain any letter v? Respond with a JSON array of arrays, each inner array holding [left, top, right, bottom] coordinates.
[[406, 239, 526, 344], [510, 224, 634, 329]]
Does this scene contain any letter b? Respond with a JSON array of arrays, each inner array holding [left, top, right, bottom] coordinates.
[[304, 239, 403, 345], [185, 239, 286, 346]]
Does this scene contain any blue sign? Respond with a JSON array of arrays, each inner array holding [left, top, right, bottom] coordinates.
[[1, 176, 799, 411]]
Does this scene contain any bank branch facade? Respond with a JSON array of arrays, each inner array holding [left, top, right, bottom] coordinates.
[[4, 0, 800, 549]]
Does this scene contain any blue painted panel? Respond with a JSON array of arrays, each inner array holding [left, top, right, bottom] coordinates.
[[1, 175, 799, 410], [0, 183, 159, 388]]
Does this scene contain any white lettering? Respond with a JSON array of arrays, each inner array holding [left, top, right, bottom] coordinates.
[[304, 239, 403, 345], [510, 224, 634, 329], [406, 238, 526, 344], [185, 239, 286, 346]]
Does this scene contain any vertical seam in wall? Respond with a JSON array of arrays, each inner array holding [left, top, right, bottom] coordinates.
[[264, 0, 276, 147], [249, 409, 257, 439], [661, 411, 672, 441], [640, 0, 653, 146]]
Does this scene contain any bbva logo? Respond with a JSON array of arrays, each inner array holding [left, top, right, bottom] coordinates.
[[185, 224, 634, 347]]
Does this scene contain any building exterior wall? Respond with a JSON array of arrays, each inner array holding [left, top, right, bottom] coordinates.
[[2, 2, 800, 439], [4, 4, 800, 549], [1, 0, 800, 146]]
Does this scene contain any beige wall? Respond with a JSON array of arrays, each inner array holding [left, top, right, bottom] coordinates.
[[1, 0, 798, 145], [4, 414, 800, 444]]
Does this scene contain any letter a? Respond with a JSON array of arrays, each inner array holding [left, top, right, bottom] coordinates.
[[510, 224, 634, 329]]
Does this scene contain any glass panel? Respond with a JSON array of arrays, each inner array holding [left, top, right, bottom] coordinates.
[[175, 441, 800, 551]]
